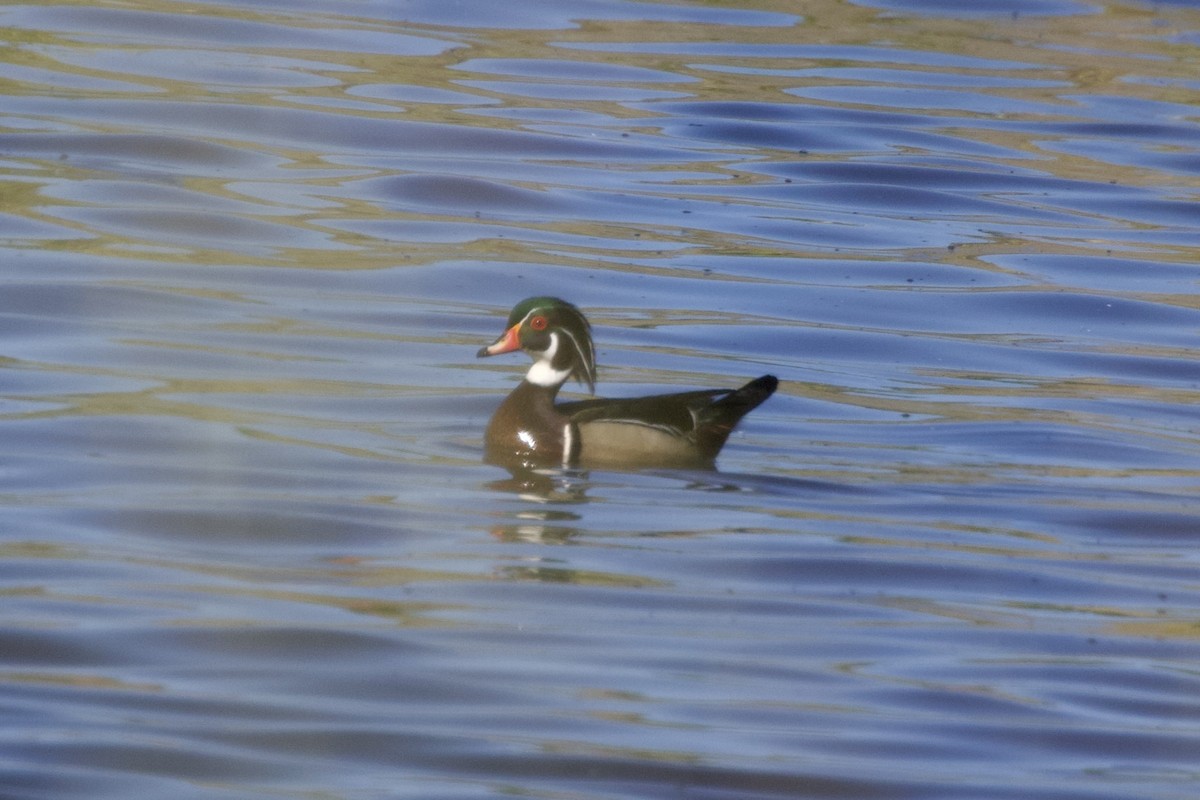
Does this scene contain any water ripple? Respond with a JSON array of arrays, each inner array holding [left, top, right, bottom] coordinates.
[[2, 1, 1199, 799]]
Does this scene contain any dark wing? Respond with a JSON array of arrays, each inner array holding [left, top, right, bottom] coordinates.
[[558, 389, 729, 437]]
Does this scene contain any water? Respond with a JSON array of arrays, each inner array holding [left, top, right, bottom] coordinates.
[[2, 0, 1199, 798]]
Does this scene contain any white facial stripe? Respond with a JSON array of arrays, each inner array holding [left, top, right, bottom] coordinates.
[[556, 325, 590, 378], [516, 307, 544, 330], [540, 330, 559, 360]]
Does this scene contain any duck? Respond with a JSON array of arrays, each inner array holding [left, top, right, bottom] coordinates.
[[477, 296, 777, 469]]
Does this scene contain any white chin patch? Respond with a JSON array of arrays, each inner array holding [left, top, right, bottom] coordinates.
[[526, 360, 572, 387], [525, 332, 571, 387]]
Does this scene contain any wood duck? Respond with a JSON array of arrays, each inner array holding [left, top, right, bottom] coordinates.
[[477, 296, 778, 469]]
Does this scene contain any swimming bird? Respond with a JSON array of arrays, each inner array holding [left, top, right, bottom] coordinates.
[[477, 296, 777, 469]]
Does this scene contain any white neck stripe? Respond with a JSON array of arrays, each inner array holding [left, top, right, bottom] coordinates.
[[562, 423, 573, 467]]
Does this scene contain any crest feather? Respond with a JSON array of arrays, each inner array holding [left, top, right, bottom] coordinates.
[[505, 297, 598, 393]]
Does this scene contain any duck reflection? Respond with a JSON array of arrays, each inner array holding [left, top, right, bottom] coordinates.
[[484, 464, 590, 542], [482, 458, 754, 544]]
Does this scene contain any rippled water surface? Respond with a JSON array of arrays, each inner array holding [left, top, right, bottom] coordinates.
[[2, 0, 1199, 798]]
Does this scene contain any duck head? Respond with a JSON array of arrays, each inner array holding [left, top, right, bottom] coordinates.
[[477, 296, 596, 393]]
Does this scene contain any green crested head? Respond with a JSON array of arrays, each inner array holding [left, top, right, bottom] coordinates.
[[479, 296, 596, 393], [505, 296, 565, 327]]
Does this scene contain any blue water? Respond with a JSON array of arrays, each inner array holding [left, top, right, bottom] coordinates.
[[1, 1, 1198, 798]]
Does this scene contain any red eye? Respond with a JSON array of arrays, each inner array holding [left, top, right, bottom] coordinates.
[[530, 315, 548, 331]]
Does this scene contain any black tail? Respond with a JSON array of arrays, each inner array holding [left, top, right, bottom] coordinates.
[[696, 375, 778, 457]]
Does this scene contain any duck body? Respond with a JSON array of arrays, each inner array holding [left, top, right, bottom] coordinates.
[[478, 297, 777, 469]]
